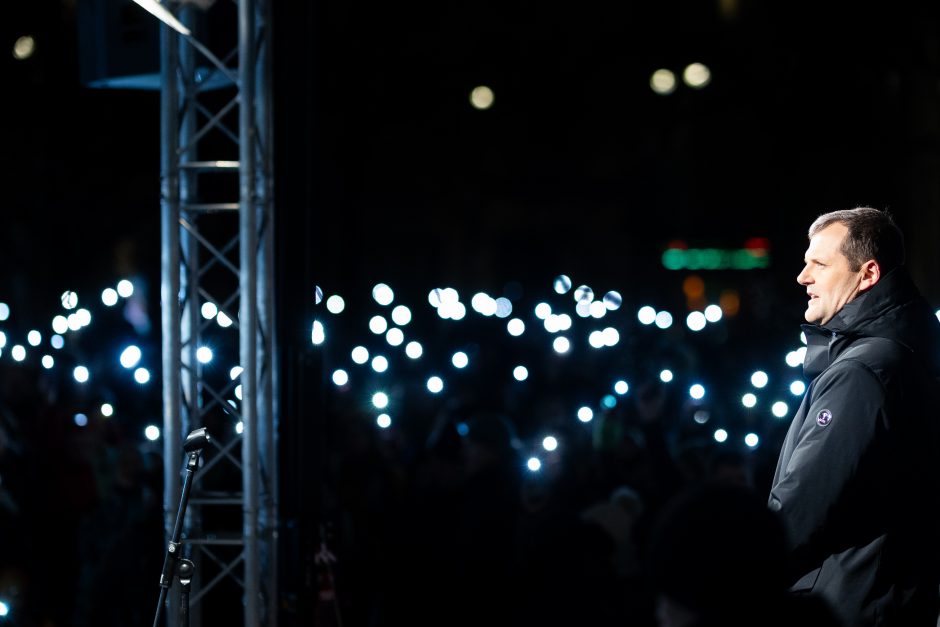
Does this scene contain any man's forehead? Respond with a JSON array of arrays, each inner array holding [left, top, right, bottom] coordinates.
[[806, 223, 848, 257]]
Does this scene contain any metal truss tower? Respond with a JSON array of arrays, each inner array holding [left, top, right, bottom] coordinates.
[[158, 1, 276, 626]]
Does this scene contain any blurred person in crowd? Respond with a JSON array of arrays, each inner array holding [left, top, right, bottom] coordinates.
[[650, 483, 840, 627], [769, 208, 940, 626]]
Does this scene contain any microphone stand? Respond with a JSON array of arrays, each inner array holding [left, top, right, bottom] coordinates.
[[152, 428, 210, 627]]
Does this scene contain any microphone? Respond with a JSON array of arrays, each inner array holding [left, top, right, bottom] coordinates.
[[183, 427, 211, 453]]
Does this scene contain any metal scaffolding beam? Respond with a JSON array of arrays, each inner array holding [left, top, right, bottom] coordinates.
[[159, 1, 276, 626]]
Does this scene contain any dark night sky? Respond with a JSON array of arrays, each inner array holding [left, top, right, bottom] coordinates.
[[2, 0, 939, 330]]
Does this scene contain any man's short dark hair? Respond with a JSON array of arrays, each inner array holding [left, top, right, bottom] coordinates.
[[808, 207, 905, 273]]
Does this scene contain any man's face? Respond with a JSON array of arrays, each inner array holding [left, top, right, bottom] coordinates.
[[797, 223, 866, 325]]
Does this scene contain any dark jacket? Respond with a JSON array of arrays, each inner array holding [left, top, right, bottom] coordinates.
[[769, 268, 940, 627]]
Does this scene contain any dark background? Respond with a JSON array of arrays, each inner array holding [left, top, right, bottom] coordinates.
[[2, 0, 940, 626]]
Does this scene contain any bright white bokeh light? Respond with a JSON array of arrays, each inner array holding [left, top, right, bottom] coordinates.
[[371, 356, 389, 373], [660, 369, 674, 383], [589, 301, 607, 319], [201, 301, 218, 319], [134, 368, 151, 384], [742, 393, 757, 408], [236, 421, 244, 434], [42, 355, 54, 369], [332, 369, 349, 386], [405, 341, 423, 359], [372, 392, 389, 409], [372, 283, 394, 306], [102, 288, 119, 306], [326, 295, 345, 314], [574, 285, 594, 303], [369, 315, 388, 334], [751, 371, 769, 388], [391, 305, 412, 326], [0, 302, 8, 320], [67, 313, 82, 331], [772, 401, 789, 418], [120, 345, 142, 369], [544, 314, 562, 333], [527, 457, 542, 472], [101, 403, 114, 417], [452, 351, 469, 368], [428, 289, 443, 308], [556, 314, 572, 331], [704, 304, 723, 323], [471, 292, 498, 316], [575, 301, 592, 318], [61, 291, 78, 310], [745, 433, 760, 448], [603, 291, 622, 310], [440, 288, 460, 307], [588, 330, 605, 349], [513, 366, 528, 381], [74, 413, 88, 427], [535, 303, 552, 320], [800, 332, 807, 345], [230, 366, 243, 380], [651, 68, 677, 95], [311, 320, 325, 345], [470, 85, 495, 110], [689, 384, 705, 400], [427, 376, 444, 393], [217, 311, 233, 328], [786, 346, 807, 367], [117, 280, 134, 298], [315, 286, 323, 305], [553, 336, 570, 354], [74, 365, 90, 383], [714, 428, 728, 443], [686, 311, 707, 332], [351, 346, 369, 364], [76, 308, 91, 327], [439, 301, 466, 320], [614, 380, 629, 395], [27, 330, 41, 346], [145, 425, 161, 441], [602, 327, 620, 347], [790, 380, 806, 396], [377, 414, 392, 429], [0, 332, 5, 349], [196, 346, 213, 364], [683, 62, 712, 88], [235, 384, 243, 400], [12, 345, 26, 362], [785, 350, 803, 368], [577, 406, 594, 423], [655, 311, 673, 329], [553, 275, 572, 294], [507, 318, 525, 336], [52, 315, 68, 334], [51, 335, 64, 349], [386, 328, 404, 346], [495, 298, 513, 318], [542, 436, 558, 451]]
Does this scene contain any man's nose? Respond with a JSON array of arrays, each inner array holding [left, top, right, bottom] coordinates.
[[797, 266, 811, 285]]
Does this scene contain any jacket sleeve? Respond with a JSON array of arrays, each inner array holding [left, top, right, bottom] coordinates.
[[768, 359, 887, 576]]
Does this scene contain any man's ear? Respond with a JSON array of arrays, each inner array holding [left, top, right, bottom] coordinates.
[[858, 259, 881, 292]]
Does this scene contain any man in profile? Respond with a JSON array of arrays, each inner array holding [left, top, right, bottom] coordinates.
[[769, 207, 940, 626]]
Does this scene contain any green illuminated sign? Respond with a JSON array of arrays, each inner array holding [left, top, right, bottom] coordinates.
[[662, 248, 770, 270]]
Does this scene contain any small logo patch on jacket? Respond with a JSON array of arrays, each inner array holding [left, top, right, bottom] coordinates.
[[816, 409, 832, 426]]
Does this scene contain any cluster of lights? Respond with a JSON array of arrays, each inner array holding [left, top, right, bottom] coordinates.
[[1, 267, 822, 451], [650, 62, 712, 95]]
